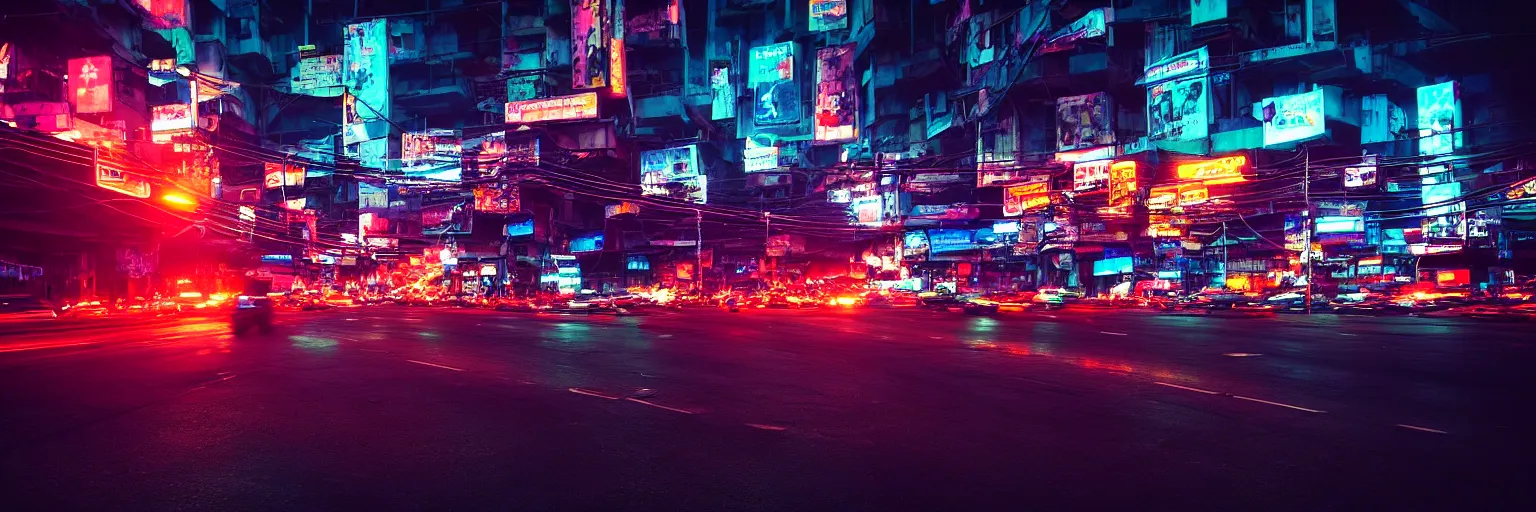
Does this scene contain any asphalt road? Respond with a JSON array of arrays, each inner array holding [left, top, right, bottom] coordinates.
[[1, 305, 1532, 510]]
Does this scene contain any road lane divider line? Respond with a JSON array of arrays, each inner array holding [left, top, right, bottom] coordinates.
[[1233, 395, 1326, 413], [745, 423, 787, 431], [568, 388, 621, 400], [1154, 382, 1220, 395], [1223, 353, 1263, 357], [406, 359, 464, 372], [1100, 331, 1129, 336], [625, 397, 696, 414], [1396, 424, 1449, 434]]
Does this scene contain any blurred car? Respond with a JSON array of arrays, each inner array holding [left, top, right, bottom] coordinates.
[[232, 279, 275, 335], [58, 300, 112, 318], [917, 292, 966, 310], [566, 293, 612, 311], [0, 295, 57, 323]]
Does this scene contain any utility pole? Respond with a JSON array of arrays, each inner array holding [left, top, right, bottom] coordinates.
[[1303, 147, 1313, 315], [763, 212, 772, 287], [695, 209, 704, 294]]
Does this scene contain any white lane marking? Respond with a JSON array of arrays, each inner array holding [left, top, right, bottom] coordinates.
[[657, 334, 674, 338], [1396, 424, 1449, 434], [745, 423, 787, 431], [345, 318, 359, 321], [1339, 333, 1357, 337], [405, 359, 463, 372], [1233, 395, 1326, 413], [567, 387, 621, 400], [0, 341, 99, 353], [1154, 382, 1220, 395], [929, 336, 943, 340], [1100, 331, 1129, 336], [1223, 352, 1263, 357], [625, 397, 696, 414]]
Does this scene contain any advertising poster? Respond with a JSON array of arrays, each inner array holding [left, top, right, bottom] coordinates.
[[1140, 47, 1208, 85], [609, 0, 626, 95], [135, 0, 189, 29], [749, 42, 800, 126], [1343, 155, 1378, 189], [849, 195, 883, 227], [809, 0, 848, 32], [1107, 161, 1138, 211], [69, 56, 113, 114], [151, 104, 194, 132], [1056, 92, 1114, 151], [1073, 160, 1112, 191], [1147, 76, 1208, 142], [1422, 212, 1466, 244], [474, 182, 519, 214], [710, 64, 736, 120], [1421, 181, 1463, 216], [813, 45, 857, 142], [342, 19, 389, 144], [505, 92, 598, 124], [1148, 185, 1179, 211], [400, 129, 462, 181], [640, 145, 707, 204], [1038, 8, 1110, 54], [263, 162, 305, 189], [1003, 182, 1050, 217], [903, 230, 931, 258], [359, 182, 390, 211], [1310, 0, 1337, 43], [1191, 0, 1227, 25], [571, 0, 609, 89], [1261, 88, 1325, 146], [290, 55, 343, 96], [1176, 155, 1247, 184], [927, 229, 976, 254], [1417, 81, 1461, 156], [422, 199, 473, 236], [1178, 183, 1210, 206], [743, 138, 780, 173]]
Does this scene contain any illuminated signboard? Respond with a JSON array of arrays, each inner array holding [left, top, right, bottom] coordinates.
[[609, 1, 626, 95], [1106, 161, 1138, 210], [749, 42, 800, 126], [1147, 76, 1209, 142], [1506, 177, 1536, 201], [1176, 155, 1247, 185], [473, 182, 518, 214], [1148, 185, 1179, 211], [1073, 160, 1112, 191], [69, 56, 113, 114], [1003, 182, 1050, 217], [1145, 223, 1184, 238], [1191, 0, 1228, 25], [290, 55, 343, 96], [1421, 212, 1466, 244], [134, 0, 189, 29], [640, 145, 706, 204], [342, 19, 389, 145], [1039, 8, 1110, 54], [400, 129, 462, 181], [263, 162, 305, 189], [1315, 216, 1364, 233], [743, 138, 780, 173], [1343, 155, 1378, 188], [147, 57, 178, 86], [1139, 46, 1208, 85], [570, 233, 604, 253], [809, 0, 848, 32], [1421, 181, 1463, 217], [850, 195, 883, 226], [572, 0, 613, 89], [505, 218, 534, 237], [421, 200, 472, 236], [1057, 92, 1114, 151], [927, 229, 976, 254], [1417, 81, 1461, 156], [828, 189, 852, 203], [813, 44, 857, 143], [710, 64, 735, 120], [903, 230, 931, 257], [151, 104, 194, 132], [1178, 184, 1210, 206], [95, 154, 152, 199], [1261, 88, 1325, 146], [505, 92, 598, 124]]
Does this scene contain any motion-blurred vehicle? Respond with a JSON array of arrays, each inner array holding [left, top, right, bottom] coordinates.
[[1152, 290, 1275, 317], [917, 292, 966, 311], [0, 295, 57, 322], [58, 300, 112, 318], [566, 292, 612, 311], [1263, 290, 1331, 313], [232, 278, 275, 334]]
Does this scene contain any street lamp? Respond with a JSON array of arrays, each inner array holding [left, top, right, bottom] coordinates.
[[161, 191, 198, 210]]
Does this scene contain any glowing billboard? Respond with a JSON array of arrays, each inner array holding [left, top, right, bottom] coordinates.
[[1056, 92, 1114, 151], [263, 162, 306, 189], [1106, 161, 1138, 211], [151, 104, 194, 132], [401, 129, 462, 181], [291, 55, 343, 97], [850, 195, 883, 226], [422, 199, 472, 236], [342, 19, 389, 145], [710, 64, 736, 120], [69, 56, 113, 114], [809, 0, 849, 32], [1417, 81, 1461, 156], [1038, 8, 1110, 54], [1190, 0, 1227, 25], [1176, 155, 1247, 185], [813, 44, 857, 143], [572, 0, 624, 90], [1147, 76, 1208, 142], [1148, 185, 1179, 211], [1139, 47, 1208, 85], [1343, 155, 1378, 189], [749, 42, 800, 126], [1003, 182, 1050, 217], [505, 92, 598, 124], [640, 145, 706, 204], [743, 138, 780, 173], [1073, 160, 1111, 191], [1262, 88, 1325, 146], [1421, 181, 1463, 217], [134, 0, 189, 29], [474, 183, 519, 214]]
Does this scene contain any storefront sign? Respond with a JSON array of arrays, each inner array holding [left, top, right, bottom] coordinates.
[[1056, 92, 1114, 151], [1176, 155, 1247, 185], [1072, 159, 1112, 191], [813, 44, 857, 142], [505, 92, 598, 124], [1107, 161, 1137, 210], [1003, 183, 1050, 217], [1139, 46, 1208, 85], [69, 56, 114, 114], [1261, 88, 1325, 146]]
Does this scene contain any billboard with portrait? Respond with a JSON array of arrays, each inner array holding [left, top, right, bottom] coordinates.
[[809, 0, 848, 32], [1147, 76, 1208, 142], [572, 0, 610, 89], [1261, 88, 1325, 146], [814, 45, 857, 143], [640, 145, 706, 204], [69, 56, 113, 114], [1417, 81, 1461, 156], [343, 19, 389, 145], [1056, 92, 1113, 151], [710, 64, 735, 120], [749, 42, 800, 126]]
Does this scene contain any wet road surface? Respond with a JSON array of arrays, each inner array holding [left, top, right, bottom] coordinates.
[[1, 306, 1532, 510]]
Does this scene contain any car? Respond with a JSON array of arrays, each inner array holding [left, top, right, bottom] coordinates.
[[232, 278, 276, 335], [566, 293, 611, 311], [0, 295, 57, 323], [917, 292, 965, 310]]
